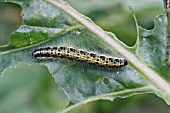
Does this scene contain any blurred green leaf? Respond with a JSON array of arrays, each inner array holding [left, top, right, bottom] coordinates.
[[67, 0, 164, 46], [0, 63, 68, 113], [0, 0, 170, 113], [0, 2, 22, 45]]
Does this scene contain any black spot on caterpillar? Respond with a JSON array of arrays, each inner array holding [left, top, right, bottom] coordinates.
[[32, 46, 128, 68]]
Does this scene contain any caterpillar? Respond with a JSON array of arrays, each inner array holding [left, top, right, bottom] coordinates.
[[32, 46, 128, 69]]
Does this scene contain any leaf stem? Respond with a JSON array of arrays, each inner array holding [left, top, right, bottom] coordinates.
[[45, 0, 170, 105], [58, 86, 151, 113]]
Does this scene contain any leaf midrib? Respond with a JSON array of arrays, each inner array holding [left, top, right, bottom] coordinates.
[[58, 86, 151, 113]]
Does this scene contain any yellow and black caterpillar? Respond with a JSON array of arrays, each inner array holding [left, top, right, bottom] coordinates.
[[32, 46, 128, 68]]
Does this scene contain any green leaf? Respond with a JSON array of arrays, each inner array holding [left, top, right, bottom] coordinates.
[[0, 0, 170, 113], [0, 63, 68, 113]]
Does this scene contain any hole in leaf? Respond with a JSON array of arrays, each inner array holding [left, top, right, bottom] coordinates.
[[0, 2, 22, 46], [102, 77, 111, 86]]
